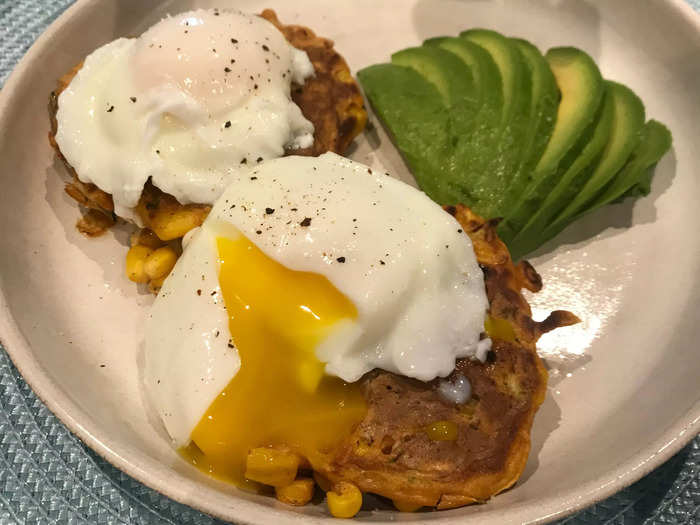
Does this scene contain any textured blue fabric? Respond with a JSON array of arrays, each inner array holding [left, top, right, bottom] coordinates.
[[0, 1, 698, 523]]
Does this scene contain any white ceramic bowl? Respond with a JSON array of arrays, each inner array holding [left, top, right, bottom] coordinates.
[[0, 0, 699, 523]]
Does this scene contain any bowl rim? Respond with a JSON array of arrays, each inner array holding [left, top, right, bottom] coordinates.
[[0, 0, 699, 523]]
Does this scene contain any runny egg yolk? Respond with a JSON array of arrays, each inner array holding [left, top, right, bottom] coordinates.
[[181, 235, 366, 489]]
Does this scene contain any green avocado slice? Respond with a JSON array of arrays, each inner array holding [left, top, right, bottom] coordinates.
[[532, 120, 671, 251], [498, 47, 604, 243], [421, 37, 505, 213], [391, 46, 478, 138], [387, 46, 484, 203], [459, 29, 530, 126], [501, 38, 559, 210], [579, 120, 671, 213], [357, 64, 452, 201], [457, 29, 533, 218], [424, 36, 503, 126], [612, 123, 671, 200], [508, 82, 616, 260], [549, 81, 646, 230]]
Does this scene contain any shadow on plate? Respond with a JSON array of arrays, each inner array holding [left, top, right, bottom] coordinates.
[[518, 392, 562, 485]]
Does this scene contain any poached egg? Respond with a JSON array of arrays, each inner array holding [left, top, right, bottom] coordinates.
[[144, 153, 489, 484], [55, 9, 314, 222]]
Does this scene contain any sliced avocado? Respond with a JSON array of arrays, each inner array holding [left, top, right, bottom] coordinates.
[[549, 81, 646, 231], [391, 46, 478, 137], [500, 38, 558, 211], [498, 46, 605, 243], [584, 120, 671, 209], [532, 120, 671, 251], [389, 45, 485, 203], [508, 84, 615, 260], [357, 63, 452, 202], [460, 29, 531, 126], [456, 29, 533, 218], [425, 37, 503, 121], [619, 171, 652, 199], [422, 36, 505, 212]]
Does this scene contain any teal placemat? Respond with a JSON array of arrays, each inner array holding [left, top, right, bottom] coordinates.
[[0, 1, 698, 523]]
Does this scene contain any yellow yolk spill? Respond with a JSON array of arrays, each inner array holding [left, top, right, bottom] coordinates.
[[180, 235, 366, 489]]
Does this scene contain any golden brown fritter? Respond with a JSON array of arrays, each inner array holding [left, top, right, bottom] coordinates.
[[313, 206, 579, 510], [48, 9, 367, 237]]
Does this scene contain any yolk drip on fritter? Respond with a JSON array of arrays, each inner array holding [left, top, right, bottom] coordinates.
[[181, 235, 366, 489]]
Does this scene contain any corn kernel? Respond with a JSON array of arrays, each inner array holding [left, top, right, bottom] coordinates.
[[150, 207, 208, 241], [130, 228, 163, 249], [484, 315, 516, 342], [393, 499, 423, 512], [327, 481, 362, 519], [125, 245, 153, 283], [334, 69, 353, 84], [275, 478, 315, 506], [348, 105, 368, 139], [143, 246, 178, 280], [245, 447, 299, 487], [425, 420, 458, 441]]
